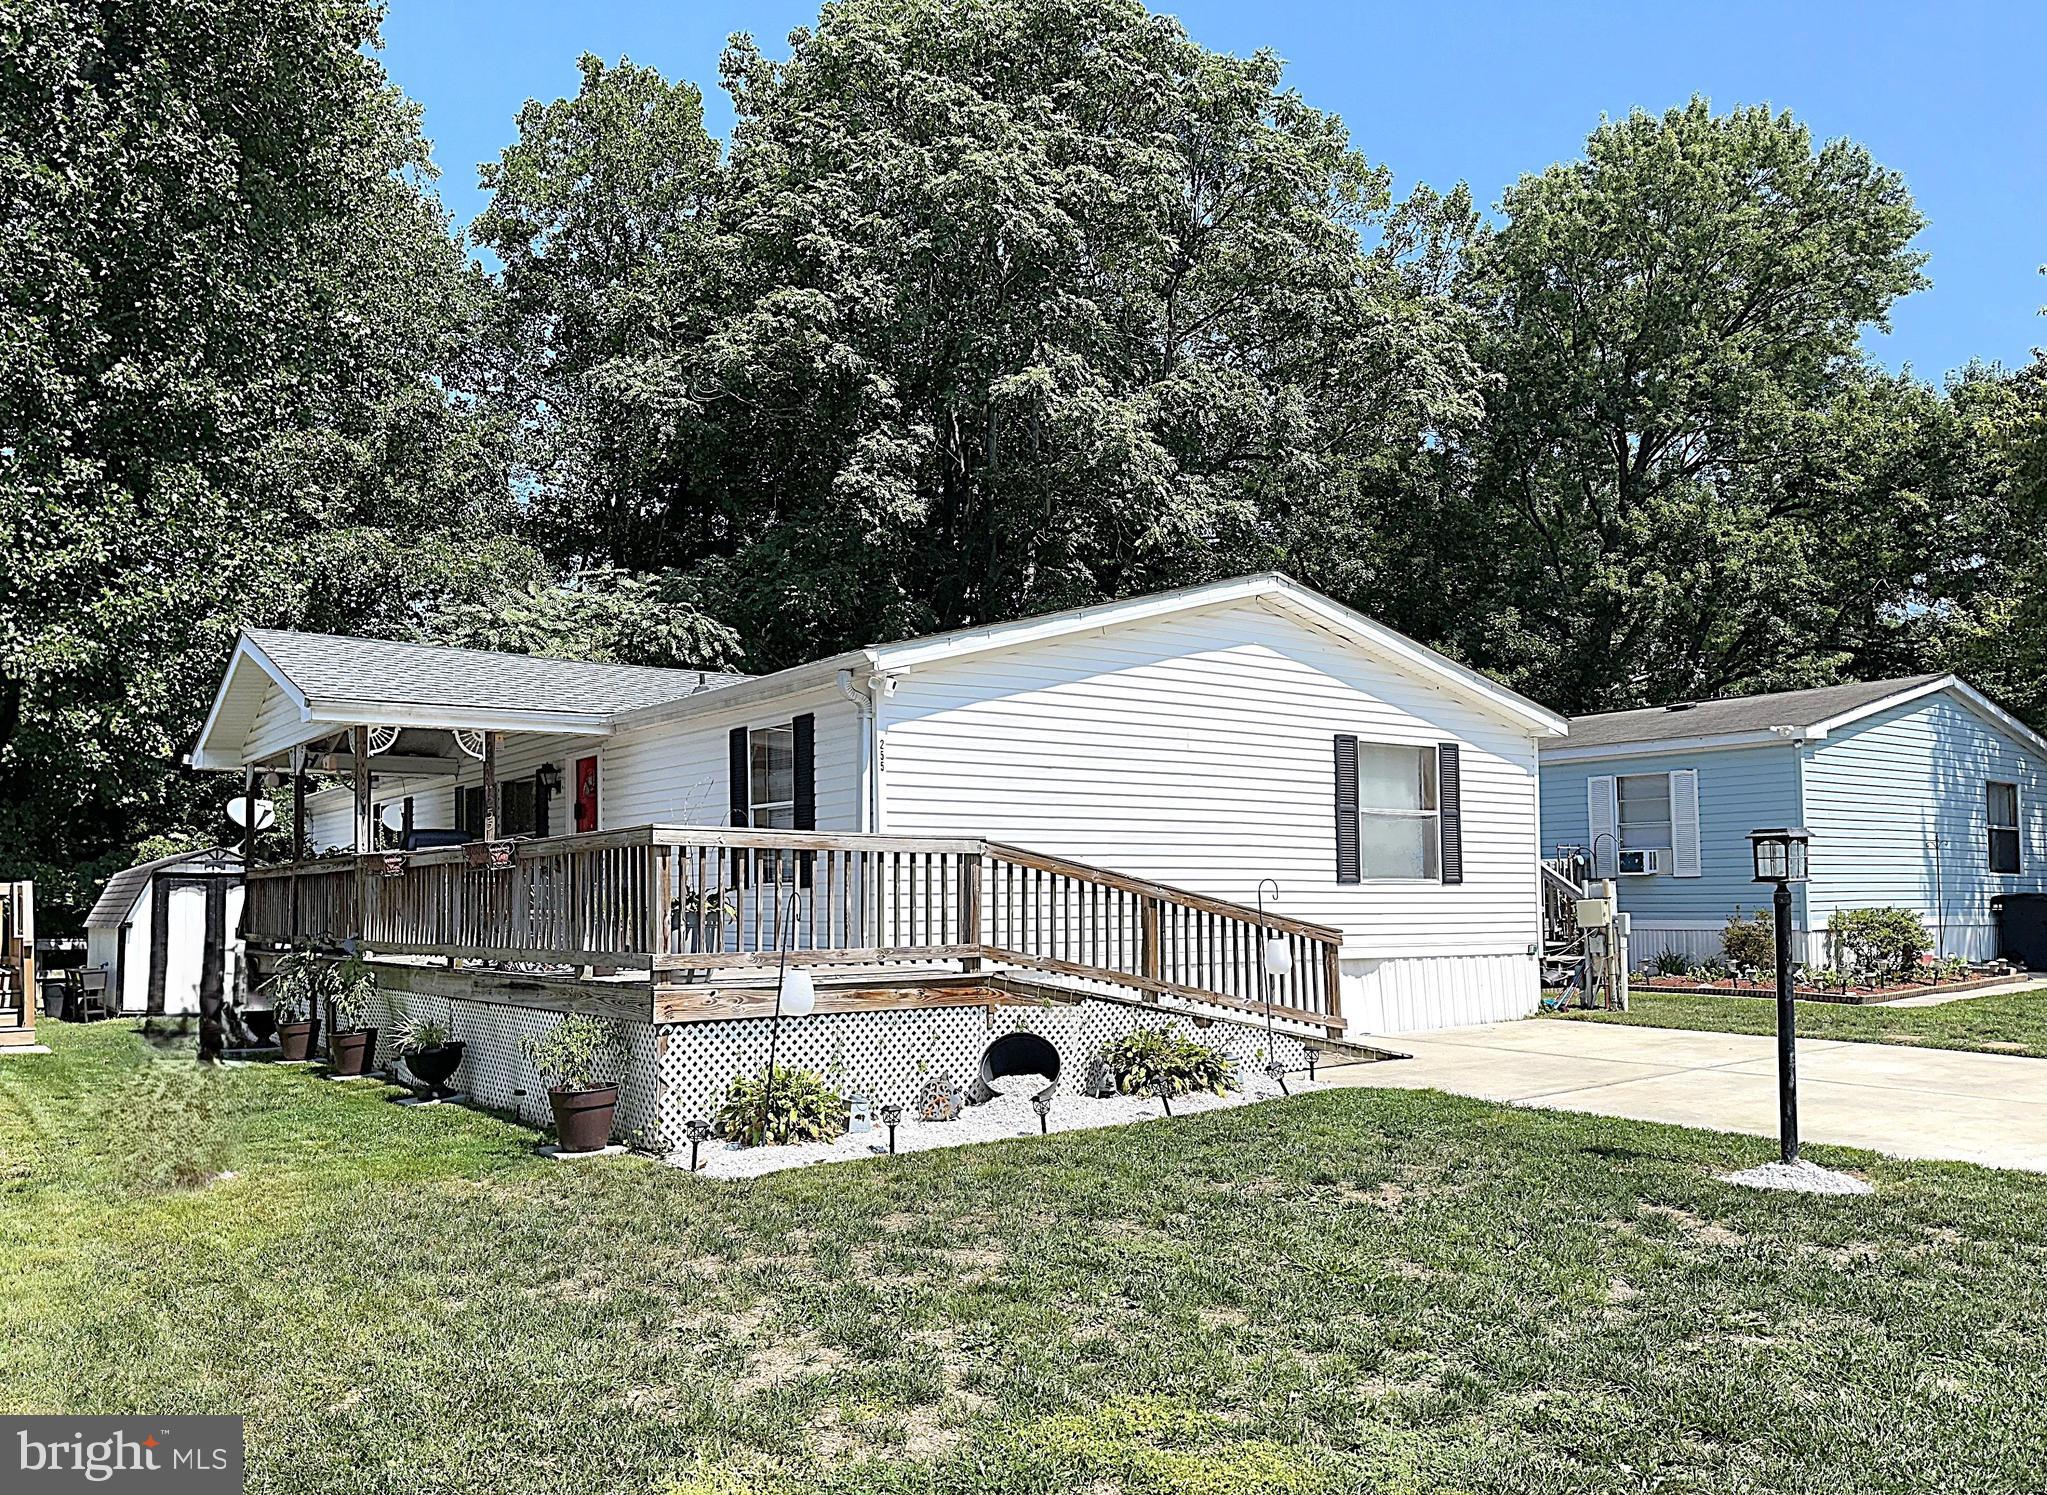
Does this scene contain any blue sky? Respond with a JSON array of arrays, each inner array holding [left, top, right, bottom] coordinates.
[[382, 0, 2045, 380]]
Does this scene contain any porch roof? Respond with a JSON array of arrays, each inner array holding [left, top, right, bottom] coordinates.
[[190, 630, 748, 770]]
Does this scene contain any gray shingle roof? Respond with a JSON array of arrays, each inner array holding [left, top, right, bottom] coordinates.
[[245, 629, 748, 717], [1551, 674, 1949, 752], [86, 847, 241, 929]]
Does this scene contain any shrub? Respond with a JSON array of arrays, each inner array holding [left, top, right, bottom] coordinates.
[[715, 1066, 846, 1145], [1720, 907, 1775, 973], [1935, 954, 1971, 982], [1688, 959, 1729, 982], [1098, 1027, 1236, 1098], [521, 1014, 623, 1092], [1827, 907, 1932, 984], [1650, 948, 1690, 977]]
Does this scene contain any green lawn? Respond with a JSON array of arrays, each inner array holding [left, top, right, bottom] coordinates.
[[5, 1023, 2047, 1495], [1552, 985, 2047, 1058]]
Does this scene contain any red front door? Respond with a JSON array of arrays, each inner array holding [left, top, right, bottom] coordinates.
[[574, 755, 599, 833]]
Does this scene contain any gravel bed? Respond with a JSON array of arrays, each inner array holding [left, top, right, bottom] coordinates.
[[1718, 1158, 1874, 1195], [668, 1069, 1315, 1180]]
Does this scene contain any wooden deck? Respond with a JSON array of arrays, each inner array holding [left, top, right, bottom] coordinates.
[[243, 826, 1346, 1033]]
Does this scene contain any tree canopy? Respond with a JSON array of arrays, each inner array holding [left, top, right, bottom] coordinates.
[[3, 0, 2041, 923]]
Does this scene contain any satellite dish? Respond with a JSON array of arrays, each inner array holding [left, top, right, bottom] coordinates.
[[225, 797, 277, 831], [378, 801, 406, 831]]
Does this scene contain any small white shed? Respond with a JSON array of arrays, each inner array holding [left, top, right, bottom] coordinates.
[[84, 848, 245, 1015]]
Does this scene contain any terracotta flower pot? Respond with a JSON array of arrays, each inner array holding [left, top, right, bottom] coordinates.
[[277, 1018, 319, 1062], [402, 1041, 465, 1099], [329, 1027, 379, 1077], [549, 1085, 618, 1154]]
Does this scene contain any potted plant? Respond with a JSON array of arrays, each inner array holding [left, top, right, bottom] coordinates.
[[392, 1004, 464, 1099], [520, 1014, 624, 1153], [326, 951, 381, 1078], [265, 946, 331, 1061], [464, 838, 518, 871]]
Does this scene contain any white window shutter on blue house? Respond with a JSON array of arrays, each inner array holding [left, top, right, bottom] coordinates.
[[1587, 776, 1618, 877], [1669, 769, 1702, 877]]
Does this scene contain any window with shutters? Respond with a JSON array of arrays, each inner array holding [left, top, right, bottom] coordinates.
[[748, 725, 797, 830], [1988, 780, 2022, 874], [1616, 773, 1673, 854], [1352, 743, 1440, 880]]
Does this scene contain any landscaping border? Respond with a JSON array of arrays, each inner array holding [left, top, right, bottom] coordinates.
[[1629, 972, 2028, 1006]]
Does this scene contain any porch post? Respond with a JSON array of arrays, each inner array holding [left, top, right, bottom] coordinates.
[[289, 746, 306, 942], [352, 725, 372, 852], [482, 730, 500, 840]]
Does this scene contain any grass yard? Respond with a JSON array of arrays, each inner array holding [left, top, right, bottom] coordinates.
[[1551, 985, 2047, 1059], [5, 1023, 2047, 1495]]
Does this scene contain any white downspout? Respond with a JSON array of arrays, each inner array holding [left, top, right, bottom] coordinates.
[[835, 668, 878, 833]]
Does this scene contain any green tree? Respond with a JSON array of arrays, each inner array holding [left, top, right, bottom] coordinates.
[[479, 0, 1480, 668], [1446, 100, 1950, 710], [0, 0, 517, 919]]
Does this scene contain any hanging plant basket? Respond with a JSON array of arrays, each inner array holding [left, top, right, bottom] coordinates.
[[463, 839, 518, 871]]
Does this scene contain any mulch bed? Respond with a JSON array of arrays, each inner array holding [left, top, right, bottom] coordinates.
[[1631, 972, 2024, 1006]]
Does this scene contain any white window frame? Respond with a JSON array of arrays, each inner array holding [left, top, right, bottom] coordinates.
[[1352, 742, 1441, 883], [1616, 772, 1674, 856], [747, 724, 797, 829], [1988, 779, 2022, 876]]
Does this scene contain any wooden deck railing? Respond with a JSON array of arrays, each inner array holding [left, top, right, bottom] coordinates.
[[242, 826, 1345, 1029]]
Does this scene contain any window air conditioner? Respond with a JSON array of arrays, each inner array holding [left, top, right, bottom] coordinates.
[[1617, 848, 1664, 876]]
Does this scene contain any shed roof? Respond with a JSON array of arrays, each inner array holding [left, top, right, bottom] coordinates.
[[85, 847, 242, 930], [1553, 674, 1953, 753]]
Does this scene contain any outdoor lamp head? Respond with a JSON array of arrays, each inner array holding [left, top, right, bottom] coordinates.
[[779, 965, 816, 1017], [1263, 937, 1293, 977], [1748, 827, 1811, 885]]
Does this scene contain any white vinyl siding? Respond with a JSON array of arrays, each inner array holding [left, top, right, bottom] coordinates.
[[874, 598, 1543, 968]]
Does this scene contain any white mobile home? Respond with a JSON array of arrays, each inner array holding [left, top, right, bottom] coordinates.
[[189, 575, 1561, 1149]]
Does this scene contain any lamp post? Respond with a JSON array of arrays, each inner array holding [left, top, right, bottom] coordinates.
[[1748, 827, 1811, 1164], [1256, 879, 1293, 1092]]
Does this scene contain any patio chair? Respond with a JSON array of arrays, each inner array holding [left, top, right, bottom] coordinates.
[[68, 968, 112, 1022]]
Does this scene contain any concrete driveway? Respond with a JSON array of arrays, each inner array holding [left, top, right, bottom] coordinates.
[[1323, 1019, 2047, 1172]]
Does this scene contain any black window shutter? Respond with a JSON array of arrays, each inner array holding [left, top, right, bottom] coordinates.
[[728, 727, 750, 827], [1438, 743, 1464, 885], [1334, 734, 1360, 884], [792, 713, 816, 830], [791, 714, 817, 889]]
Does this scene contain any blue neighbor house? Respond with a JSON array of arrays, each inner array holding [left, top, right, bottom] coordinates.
[[1538, 675, 2047, 968]]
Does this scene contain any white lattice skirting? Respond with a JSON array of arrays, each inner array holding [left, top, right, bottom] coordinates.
[[365, 983, 1309, 1152]]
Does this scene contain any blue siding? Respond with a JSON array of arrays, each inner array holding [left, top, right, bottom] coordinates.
[[1803, 693, 2047, 960], [1538, 743, 1804, 958]]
